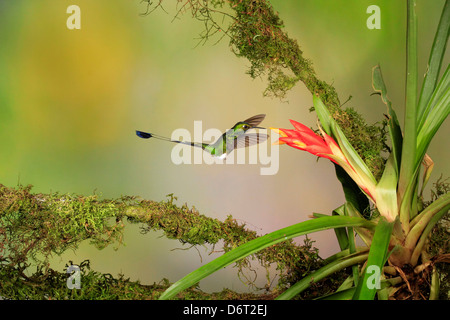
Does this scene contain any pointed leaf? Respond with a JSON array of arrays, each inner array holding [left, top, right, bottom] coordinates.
[[419, 154, 434, 198], [416, 68, 450, 168], [276, 252, 369, 300], [159, 216, 375, 299], [344, 202, 374, 247], [398, 0, 418, 212], [418, 62, 450, 134], [332, 205, 349, 250], [353, 217, 394, 300], [375, 152, 399, 222], [372, 64, 403, 173], [314, 95, 377, 199], [313, 94, 332, 135], [330, 121, 377, 187], [344, 204, 360, 286], [334, 164, 370, 215], [417, 0, 450, 123]]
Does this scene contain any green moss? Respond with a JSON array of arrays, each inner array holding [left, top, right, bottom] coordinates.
[[0, 184, 124, 266], [425, 177, 450, 300], [0, 184, 342, 299], [0, 258, 280, 300]]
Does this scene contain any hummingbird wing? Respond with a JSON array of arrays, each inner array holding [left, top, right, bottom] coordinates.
[[242, 114, 266, 128], [207, 132, 268, 157], [233, 133, 269, 149]]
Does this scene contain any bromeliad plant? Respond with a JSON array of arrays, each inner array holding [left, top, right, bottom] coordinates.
[[159, 0, 449, 300]]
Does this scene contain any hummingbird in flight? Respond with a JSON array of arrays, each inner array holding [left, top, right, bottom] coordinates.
[[136, 114, 268, 159]]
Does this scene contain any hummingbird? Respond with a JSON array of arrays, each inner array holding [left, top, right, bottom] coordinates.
[[136, 114, 268, 159]]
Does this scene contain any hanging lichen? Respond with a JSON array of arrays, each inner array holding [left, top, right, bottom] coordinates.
[[142, 0, 388, 179]]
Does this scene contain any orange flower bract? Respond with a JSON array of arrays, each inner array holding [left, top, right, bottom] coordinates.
[[272, 120, 341, 164], [272, 120, 376, 201]]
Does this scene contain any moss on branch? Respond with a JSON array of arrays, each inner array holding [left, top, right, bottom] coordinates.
[[0, 184, 338, 299]]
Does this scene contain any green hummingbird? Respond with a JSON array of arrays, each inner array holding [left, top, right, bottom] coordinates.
[[136, 114, 268, 159]]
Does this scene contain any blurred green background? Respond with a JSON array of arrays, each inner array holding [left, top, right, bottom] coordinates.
[[0, 0, 448, 293]]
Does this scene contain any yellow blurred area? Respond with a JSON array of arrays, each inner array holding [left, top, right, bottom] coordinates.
[[9, 1, 136, 148]]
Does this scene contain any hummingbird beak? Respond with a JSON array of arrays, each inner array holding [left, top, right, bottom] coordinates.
[[252, 126, 266, 129]]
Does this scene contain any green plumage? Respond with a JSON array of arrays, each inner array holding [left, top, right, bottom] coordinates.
[[136, 114, 268, 158]]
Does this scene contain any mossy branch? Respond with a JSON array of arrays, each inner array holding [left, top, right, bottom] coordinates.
[[0, 184, 332, 298], [1, 181, 447, 299]]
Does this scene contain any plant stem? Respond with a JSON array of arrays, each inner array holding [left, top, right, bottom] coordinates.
[[398, 0, 418, 233]]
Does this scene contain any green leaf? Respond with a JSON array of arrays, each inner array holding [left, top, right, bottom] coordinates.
[[416, 67, 450, 168], [312, 208, 350, 251], [417, 64, 450, 136], [429, 267, 440, 300], [399, 164, 421, 233], [314, 96, 377, 200], [411, 202, 450, 266], [318, 276, 403, 300], [352, 217, 394, 300], [317, 287, 356, 300], [159, 216, 375, 300], [314, 95, 376, 187], [376, 273, 389, 300], [313, 93, 332, 135], [330, 121, 377, 187], [334, 164, 370, 216], [375, 152, 399, 222], [336, 275, 356, 292], [408, 192, 450, 265], [276, 251, 369, 300], [372, 64, 403, 173], [344, 202, 374, 247], [344, 204, 360, 286], [324, 246, 369, 264], [331, 205, 349, 250], [419, 154, 434, 199], [398, 0, 418, 227], [417, 0, 450, 125]]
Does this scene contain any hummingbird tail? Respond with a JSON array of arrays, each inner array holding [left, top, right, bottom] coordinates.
[[136, 131, 153, 139], [136, 130, 173, 142], [136, 130, 205, 149]]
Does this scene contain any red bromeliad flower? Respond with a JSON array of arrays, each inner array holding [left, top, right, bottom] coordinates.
[[272, 120, 348, 165], [272, 120, 376, 201]]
